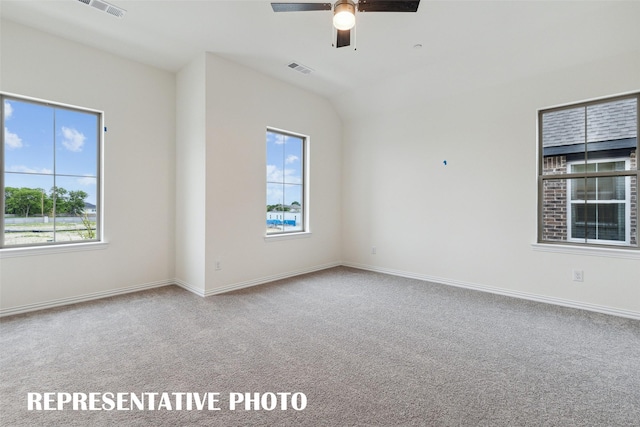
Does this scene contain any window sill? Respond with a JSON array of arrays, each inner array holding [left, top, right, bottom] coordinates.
[[264, 231, 312, 242], [0, 241, 109, 259], [531, 243, 640, 259]]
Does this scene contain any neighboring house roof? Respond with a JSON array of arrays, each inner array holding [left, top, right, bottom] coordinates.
[[84, 202, 96, 209], [542, 98, 637, 153]]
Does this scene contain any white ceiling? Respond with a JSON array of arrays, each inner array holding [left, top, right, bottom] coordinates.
[[1, 0, 639, 119]]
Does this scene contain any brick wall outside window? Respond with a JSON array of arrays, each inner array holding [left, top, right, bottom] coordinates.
[[631, 150, 637, 246], [542, 156, 567, 241]]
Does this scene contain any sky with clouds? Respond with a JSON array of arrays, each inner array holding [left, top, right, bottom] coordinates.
[[266, 130, 303, 208], [3, 98, 99, 205]]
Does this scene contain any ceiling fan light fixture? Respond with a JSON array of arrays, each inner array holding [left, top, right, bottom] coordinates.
[[333, 0, 356, 30]]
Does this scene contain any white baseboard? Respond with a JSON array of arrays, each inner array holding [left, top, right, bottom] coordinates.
[[175, 262, 342, 297], [173, 278, 205, 297], [4, 262, 638, 321], [1, 263, 340, 317], [0, 279, 173, 317], [342, 262, 640, 321]]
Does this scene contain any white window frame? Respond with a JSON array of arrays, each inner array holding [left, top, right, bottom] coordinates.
[[566, 158, 631, 246], [265, 127, 310, 238], [1, 92, 104, 251]]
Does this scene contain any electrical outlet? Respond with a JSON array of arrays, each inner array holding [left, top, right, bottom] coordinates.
[[572, 269, 583, 282], [371, 247, 377, 255], [215, 260, 222, 271]]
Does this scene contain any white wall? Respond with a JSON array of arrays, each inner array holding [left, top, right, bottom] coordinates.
[[174, 53, 343, 295], [0, 20, 176, 313], [0, 19, 342, 313], [1, 17, 636, 318], [175, 54, 207, 295], [341, 51, 640, 316]]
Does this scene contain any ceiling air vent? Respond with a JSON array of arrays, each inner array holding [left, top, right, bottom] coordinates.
[[288, 62, 313, 75], [77, 0, 126, 18]]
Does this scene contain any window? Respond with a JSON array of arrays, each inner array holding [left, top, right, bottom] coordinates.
[[538, 93, 638, 248], [266, 128, 307, 235], [567, 159, 630, 244], [1, 94, 102, 248]]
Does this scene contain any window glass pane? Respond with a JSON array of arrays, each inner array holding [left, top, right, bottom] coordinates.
[[541, 107, 585, 176], [283, 135, 303, 184], [570, 164, 627, 201], [52, 217, 94, 243], [596, 161, 624, 173], [584, 177, 597, 200], [3, 99, 54, 176], [571, 201, 626, 243], [571, 163, 597, 174], [571, 164, 585, 174], [266, 183, 284, 234], [596, 204, 625, 242], [55, 108, 98, 177], [541, 178, 569, 242], [52, 176, 98, 242], [571, 177, 585, 201], [3, 174, 54, 246], [570, 202, 625, 242], [596, 176, 625, 201], [571, 203, 627, 243], [587, 98, 637, 171], [54, 175, 97, 216], [283, 183, 303, 232], [266, 131, 285, 183], [542, 155, 568, 176], [266, 183, 284, 208], [542, 107, 585, 147], [570, 202, 589, 241], [587, 98, 637, 144]]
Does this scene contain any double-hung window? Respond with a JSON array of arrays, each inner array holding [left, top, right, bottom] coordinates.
[[1, 93, 102, 248], [538, 93, 638, 248], [567, 159, 630, 244], [266, 128, 307, 235]]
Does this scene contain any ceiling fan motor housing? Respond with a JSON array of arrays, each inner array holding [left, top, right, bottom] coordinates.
[[334, 0, 356, 11]]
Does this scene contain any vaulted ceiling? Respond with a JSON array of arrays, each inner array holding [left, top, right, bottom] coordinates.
[[2, 1, 639, 119]]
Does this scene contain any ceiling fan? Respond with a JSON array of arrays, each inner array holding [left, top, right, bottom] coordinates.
[[271, 0, 420, 48]]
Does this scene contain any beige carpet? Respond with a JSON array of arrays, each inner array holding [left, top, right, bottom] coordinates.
[[1, 267, 639, 426]]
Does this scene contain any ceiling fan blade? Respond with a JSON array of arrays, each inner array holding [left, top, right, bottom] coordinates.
[[271, 3, 332, 12], [357, 0, 420, 12], [336, 29, 351, 48]]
